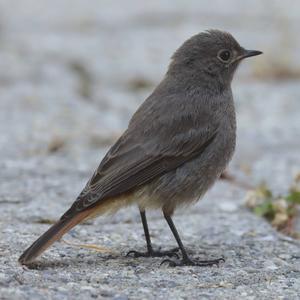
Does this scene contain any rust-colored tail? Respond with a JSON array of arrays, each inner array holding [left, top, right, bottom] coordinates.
[[18, 210, 91, 265]]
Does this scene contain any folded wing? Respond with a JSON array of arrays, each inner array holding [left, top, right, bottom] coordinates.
[[62, 94, 219, 219]]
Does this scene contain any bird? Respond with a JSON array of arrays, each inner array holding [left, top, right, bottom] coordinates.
[[19, 30, 262, 267]]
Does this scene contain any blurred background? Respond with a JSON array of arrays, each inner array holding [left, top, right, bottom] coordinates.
[[1, 0, 300, 220], [1, 1, 300, 298], [1, 0, 300, 188]]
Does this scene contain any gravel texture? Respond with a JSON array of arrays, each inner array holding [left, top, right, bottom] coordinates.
[[1, 1, 300, 299]]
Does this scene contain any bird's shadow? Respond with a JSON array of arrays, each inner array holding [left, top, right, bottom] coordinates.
[[22, 246, 225, 271], [22, 252, 153, 270]]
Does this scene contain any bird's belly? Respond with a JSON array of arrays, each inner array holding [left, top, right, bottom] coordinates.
[[136, 133, 235, 212]]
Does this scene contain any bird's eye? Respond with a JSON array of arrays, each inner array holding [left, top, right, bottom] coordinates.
[[218, 50, 231, 63]]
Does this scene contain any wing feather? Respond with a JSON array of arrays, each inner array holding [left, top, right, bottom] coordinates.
[[61, 92, 219, 219]]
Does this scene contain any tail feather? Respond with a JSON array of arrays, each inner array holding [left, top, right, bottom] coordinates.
[[18, 210, 91, 265], [18, 194, 132, 265]]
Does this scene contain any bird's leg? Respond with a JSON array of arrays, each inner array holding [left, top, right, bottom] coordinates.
[[126, 210, 179, 258], [161, 211, 225, 267]]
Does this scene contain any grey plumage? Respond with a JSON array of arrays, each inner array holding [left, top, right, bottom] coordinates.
[[64, 30, 238, 216], [19, 30, 262, 265]]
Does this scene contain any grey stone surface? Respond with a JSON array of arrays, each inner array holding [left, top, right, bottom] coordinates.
[[1, 1, 300, 299]]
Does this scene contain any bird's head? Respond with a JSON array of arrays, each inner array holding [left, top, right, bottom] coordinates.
[[168, 30, 262, 88]]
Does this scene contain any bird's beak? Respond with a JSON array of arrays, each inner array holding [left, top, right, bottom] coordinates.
[[241, 49, 263, 59], [231, 49, 263, 65]]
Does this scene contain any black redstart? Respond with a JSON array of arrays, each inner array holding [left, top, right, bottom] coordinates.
[[19, 30, 262, 266]]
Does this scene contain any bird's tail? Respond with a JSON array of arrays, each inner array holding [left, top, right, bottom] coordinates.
[[18, 209, 92, 265]]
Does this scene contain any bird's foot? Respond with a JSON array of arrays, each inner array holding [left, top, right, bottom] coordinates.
[[126, 247, 179, 258], [161, 256, 225, 267]]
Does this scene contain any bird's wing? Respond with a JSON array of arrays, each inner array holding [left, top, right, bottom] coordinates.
[[62, 94, 219, 218]]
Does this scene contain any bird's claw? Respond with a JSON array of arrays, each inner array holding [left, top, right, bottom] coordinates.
[[161, 257, 225, 267], [126, 247, 180, 259]]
